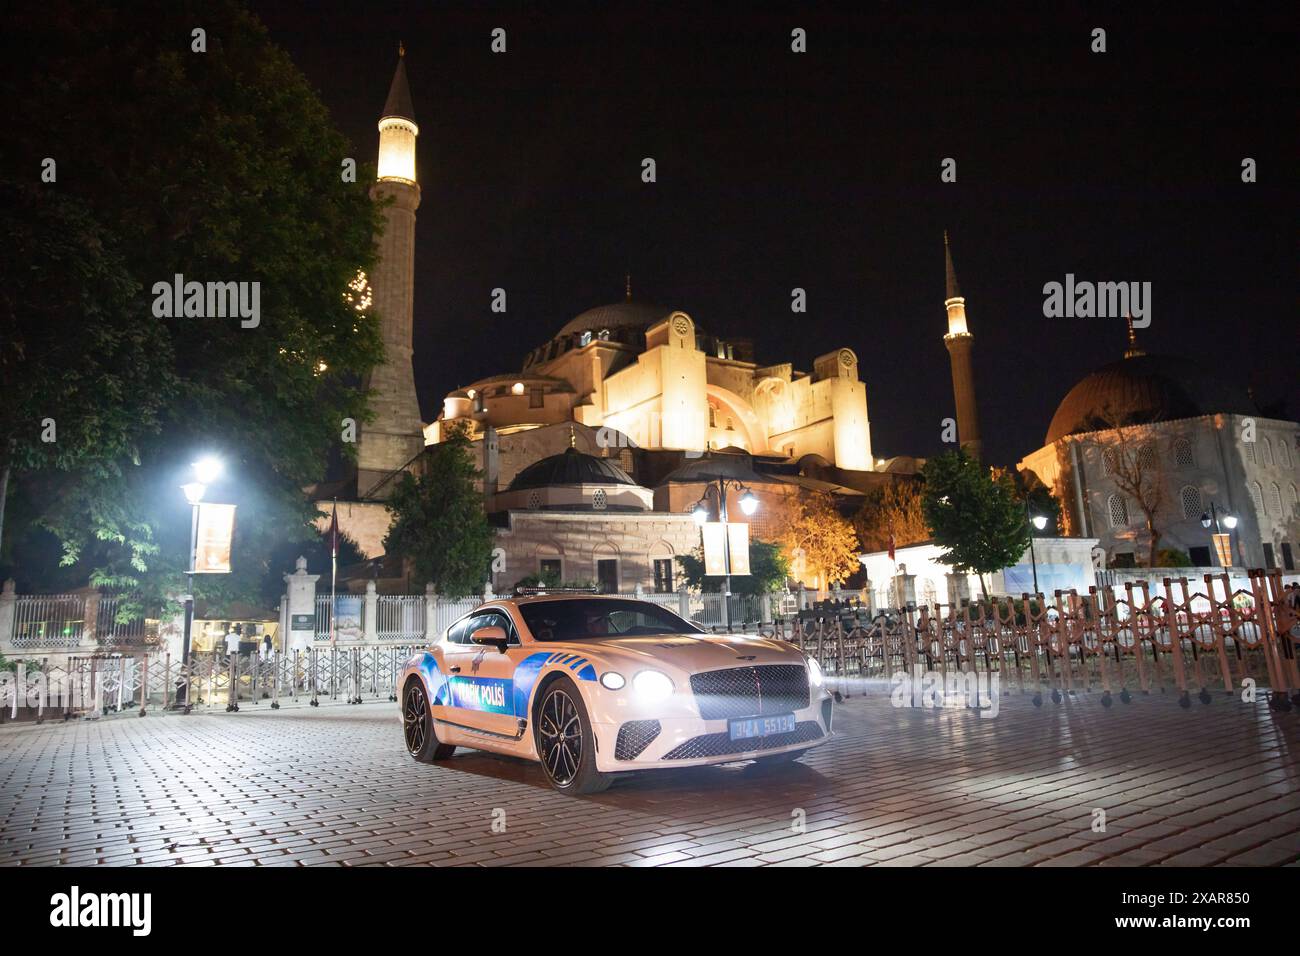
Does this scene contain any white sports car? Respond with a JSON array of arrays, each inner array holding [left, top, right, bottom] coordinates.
[[399, 593, 834, 794]]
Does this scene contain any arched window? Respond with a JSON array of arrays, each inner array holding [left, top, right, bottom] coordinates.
[[1269, 483, 1283, 516], [1102, 448, 1118, 476], [1262, 438, 1274, 466], [1173, 438, 1194, 469], [1245, 442, 1256, 465], [592, 488, 607, 511], [1108, 493, 1129, 528], [1138, 443, 1157, 471], [1289, 483, 1299, 513], [1179, 485, 1203, 520], [1249, 481, 1264, 515], [1280, 441, 1293, 469]]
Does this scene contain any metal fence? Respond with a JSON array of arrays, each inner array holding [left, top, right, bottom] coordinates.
[[10, 594, 85, 649], [6, 591, 154, 650], [783, 569, 1300, 709], [0, 644, 426, 720]]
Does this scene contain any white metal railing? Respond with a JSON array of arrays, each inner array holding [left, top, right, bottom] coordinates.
[[376, 594, 425, 641]]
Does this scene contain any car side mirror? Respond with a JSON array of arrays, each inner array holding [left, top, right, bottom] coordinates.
[[470, 625, 510, 653]]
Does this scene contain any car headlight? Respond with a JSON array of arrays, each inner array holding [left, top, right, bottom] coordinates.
[[600, 671, 626, 690], [805, 656, 824, 687], [632, 670, 674, 702]]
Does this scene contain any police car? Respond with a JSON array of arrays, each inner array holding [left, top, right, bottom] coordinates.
[[399, 591, 833, 794]]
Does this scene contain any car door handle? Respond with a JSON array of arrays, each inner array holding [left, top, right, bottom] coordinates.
[[448, 665, 461, 673]]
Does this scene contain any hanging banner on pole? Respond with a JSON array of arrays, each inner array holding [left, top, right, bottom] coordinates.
[[193, 503, 236, 573], [727, 521, 751, 576], [1211, 533, 1232, 568], [702, 522, 726, 576], [701, 521, 751, 576]]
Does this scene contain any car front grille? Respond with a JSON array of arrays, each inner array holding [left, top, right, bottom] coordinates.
[[690, 664, 810, 720], [661, 720, 824, 761], [615, 719, 661, 760]]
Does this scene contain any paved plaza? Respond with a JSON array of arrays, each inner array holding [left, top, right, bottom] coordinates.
[[1, 684, 1297, 867]]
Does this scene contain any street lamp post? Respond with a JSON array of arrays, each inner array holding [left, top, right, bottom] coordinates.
[[1200, 503, 1238, 568], [1024, 499, 1047, 595], [693, 478, 758, 630], [176, 457, 222, 710]]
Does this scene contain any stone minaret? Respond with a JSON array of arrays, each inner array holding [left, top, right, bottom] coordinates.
[[356, 47, 425, 497], [942, 232, 982, 460]]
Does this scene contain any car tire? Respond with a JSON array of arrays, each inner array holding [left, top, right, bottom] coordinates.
[[534, 676, 612, 795], [403, 680, 455, 763]]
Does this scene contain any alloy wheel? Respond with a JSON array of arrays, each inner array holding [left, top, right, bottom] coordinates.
[[539, 687, 582, 786], [403, 684, 427, 756]]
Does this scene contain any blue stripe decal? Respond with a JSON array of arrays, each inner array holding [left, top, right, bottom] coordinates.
[[576, 664, 597, 682], [512, 651, 553, 717], [567, 657, 587, 671], [417, 651, 449, 705]]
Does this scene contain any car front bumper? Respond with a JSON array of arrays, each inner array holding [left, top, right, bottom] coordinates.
[[592, 690, 834, 772]]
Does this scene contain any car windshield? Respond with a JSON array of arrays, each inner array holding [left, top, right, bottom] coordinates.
[[519, 599, 704, 642]]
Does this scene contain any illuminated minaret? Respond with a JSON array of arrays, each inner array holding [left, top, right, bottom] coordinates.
[[356, 46, 425, 497], [942, 232, 982, 461]]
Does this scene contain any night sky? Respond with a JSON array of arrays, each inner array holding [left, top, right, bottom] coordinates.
[[257, 1, 1297, 467]]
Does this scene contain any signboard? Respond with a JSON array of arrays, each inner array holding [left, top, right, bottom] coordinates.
[[332, 596, 363, 642], [701, 521, 751, 576], [193, 503, 236, 573], [290, 614, 314, 632]]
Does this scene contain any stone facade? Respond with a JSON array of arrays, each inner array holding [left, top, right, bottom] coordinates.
[[491, 511, 700, 593], [429, 307, 875, 472], [1019, 414, 1300, 570]]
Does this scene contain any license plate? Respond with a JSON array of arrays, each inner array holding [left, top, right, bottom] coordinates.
[[728, 713, 796, 741]]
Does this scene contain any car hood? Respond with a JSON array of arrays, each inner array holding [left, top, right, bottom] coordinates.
[[549, 633, 804, 672]]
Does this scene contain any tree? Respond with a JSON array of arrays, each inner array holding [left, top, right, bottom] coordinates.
[[853, 478, 931, 553], [675, 538, 790, 594], [1085, 416, 1167, 568], [2, 1, 385, 613], [770, 492, 860, 589], [921, 451, 1028, 598], [993, 466, 1063, 533], [382, 430, 495, 598]]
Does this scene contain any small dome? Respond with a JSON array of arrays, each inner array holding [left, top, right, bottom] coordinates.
[[1045, 354, 1253, 444], [659, 451, 760, 485], [507, 447, 637, 491], [555, 302, 674, 339]]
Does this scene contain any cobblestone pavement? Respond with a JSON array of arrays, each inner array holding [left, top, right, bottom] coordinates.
[[1, 683, 1297, 867]]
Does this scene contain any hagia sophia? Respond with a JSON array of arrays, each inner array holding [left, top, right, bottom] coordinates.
[[321, 52, 1300, 593]]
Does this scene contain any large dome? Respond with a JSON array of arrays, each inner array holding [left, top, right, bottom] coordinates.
[[507, 447, 638, 491], [555, 301, 673, 339], [1045, 353, 1253, 445]]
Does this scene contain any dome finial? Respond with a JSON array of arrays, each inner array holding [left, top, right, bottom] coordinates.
[[398, 40, 405, 57], [625, 273, 632, 302], [1123, 313, 1144, 359], [569, 424, 577, 449]]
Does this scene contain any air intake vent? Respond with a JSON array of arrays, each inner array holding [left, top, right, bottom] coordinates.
[[615, 719, 661, 760], [661, 721, 823, 761]]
